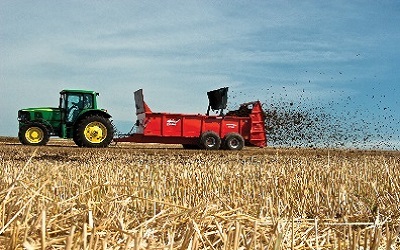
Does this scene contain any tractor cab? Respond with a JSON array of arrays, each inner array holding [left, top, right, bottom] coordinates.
[[59, 90, 98, 124]]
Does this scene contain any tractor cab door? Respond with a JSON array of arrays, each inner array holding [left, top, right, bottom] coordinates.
[[59, 91, 95, 138], [65, 94, 84, 123]]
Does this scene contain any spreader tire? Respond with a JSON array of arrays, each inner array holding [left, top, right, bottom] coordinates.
[[74, 115, 114, 148], [199, 131, 221, 150], [223, 133, 244, 150], [18, 122, 50, 146]]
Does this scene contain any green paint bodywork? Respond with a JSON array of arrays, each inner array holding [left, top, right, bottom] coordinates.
[[18, 89, 111, 139]]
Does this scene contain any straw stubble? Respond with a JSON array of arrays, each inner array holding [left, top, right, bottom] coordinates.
[[0, 142, 399, 249]]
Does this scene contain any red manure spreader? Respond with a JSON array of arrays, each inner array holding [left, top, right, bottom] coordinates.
[[115, 87, 266, 150]]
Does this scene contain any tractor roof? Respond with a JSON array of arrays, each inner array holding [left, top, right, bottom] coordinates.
[[60, 89, 99, 95]]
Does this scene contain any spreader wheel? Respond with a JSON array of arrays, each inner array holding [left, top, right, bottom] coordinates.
[[199, 131, 221, 150], [223, 133, 244, 150], [75, 115, 114, 148], [19, 122, 50, 146]]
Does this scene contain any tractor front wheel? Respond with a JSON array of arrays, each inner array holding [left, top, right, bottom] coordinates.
[[75, 115, 114, 148], [19, 123, 50, 146]]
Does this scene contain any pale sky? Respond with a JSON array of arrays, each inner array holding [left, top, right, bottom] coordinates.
[[1, 1, 399, 149]]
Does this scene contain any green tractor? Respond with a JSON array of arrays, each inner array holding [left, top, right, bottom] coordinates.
[[17, 89, 114, 147]]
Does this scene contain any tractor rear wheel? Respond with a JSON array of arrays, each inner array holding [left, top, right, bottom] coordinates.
[[199, 131, 221, 150], [72, 133, 83, 147], [223, 133, 244, 150], [19, 123, 50, 146], [74, 115, 114, 148]]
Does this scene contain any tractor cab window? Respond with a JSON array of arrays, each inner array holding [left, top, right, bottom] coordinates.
[[83, 94, 93, 109], [66, 94, 83, 123]]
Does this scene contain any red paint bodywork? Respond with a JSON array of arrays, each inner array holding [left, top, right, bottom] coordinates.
[[115, 90, 266, 148]]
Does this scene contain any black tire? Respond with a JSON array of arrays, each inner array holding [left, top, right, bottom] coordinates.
[[199, 131, 221, 150], [72, 133, 83, 147], [223, 133, 244, 150], [18, 122, 50, 146], [74, 115, 114, 148]]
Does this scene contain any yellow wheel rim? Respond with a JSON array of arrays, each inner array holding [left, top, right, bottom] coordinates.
[[25, 127, 44, 144], [84, 122, 107, 143]]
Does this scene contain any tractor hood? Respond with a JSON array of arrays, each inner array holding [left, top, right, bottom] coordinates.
[[18, 107, 62, 123]]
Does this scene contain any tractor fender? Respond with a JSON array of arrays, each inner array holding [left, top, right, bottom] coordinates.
[[74, 110, 112, 126], [26, 119, 55, 135]]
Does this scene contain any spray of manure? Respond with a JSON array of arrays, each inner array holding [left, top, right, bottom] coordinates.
[[261, 99, 399, 150]]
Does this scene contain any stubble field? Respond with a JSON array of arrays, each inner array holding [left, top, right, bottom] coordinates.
[[0, 137, 399, 249]]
